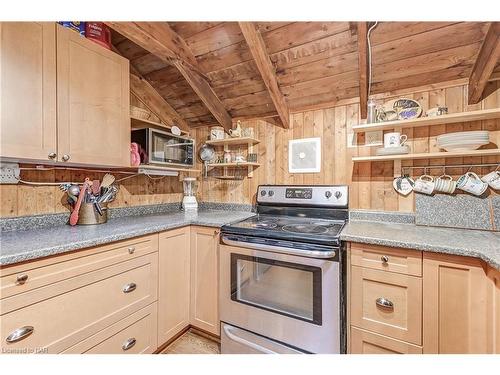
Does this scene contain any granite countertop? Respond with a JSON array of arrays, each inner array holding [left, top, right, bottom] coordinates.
[[0, 210, 255, 266], [341, 221, 500, 270]]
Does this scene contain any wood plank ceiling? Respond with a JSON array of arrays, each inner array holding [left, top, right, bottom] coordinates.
[[111, 22, 494, 129]]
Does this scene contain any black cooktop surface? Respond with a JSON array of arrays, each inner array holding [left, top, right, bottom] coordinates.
[[222, 214, 345, 246]]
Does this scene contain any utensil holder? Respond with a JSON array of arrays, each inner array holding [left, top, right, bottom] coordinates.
[[77, 203, 108, 225]]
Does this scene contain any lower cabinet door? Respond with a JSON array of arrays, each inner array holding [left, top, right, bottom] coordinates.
[[423, 253, 491, 353], [190, 226, 220, 335], [158, 227, 191, 346], [63, 303, 158, 354], [350, 327, 422, 354]]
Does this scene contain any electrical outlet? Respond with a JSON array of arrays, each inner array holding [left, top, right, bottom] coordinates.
[[0, 163, 20, 184]]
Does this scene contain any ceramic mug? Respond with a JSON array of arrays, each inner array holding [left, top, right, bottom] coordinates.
[[434, 174, 456, 194], [413, 174, 435, 195], [210, 126, 225, 140], [481, 170, 500, 190], [384, 132, 408, 148], [457, 172, 488, 196]]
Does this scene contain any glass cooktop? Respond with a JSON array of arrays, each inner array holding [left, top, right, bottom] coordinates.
[[222, 214, 345, 246]]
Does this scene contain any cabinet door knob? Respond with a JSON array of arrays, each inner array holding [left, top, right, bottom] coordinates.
[[48, 152, 57, 160], [6, 326, 34, 343], [122, 283, 137, 293], [128, 246, 135, 254], [376, 297, 394, 309], [16, 274, 28, 285], [62, 154, 70, 162], [381, 255, 389, 264], [122, 337, 136, 351]]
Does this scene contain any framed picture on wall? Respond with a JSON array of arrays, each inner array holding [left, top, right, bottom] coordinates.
[[288, 137, 321, 173]]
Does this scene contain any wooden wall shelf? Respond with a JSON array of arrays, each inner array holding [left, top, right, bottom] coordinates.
[[352, 149, 500, 162], [207, 162, 261, 168], [205, 137, 260, 146], [352, 108, 500, 133]]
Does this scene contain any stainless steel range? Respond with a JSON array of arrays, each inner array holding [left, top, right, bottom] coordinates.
[[219, 185, 348, 354]]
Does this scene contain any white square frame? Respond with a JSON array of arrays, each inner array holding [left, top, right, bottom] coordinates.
[[288, 137, 321, 173]]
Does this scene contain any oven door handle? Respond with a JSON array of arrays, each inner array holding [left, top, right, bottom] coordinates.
[[221, 235, 336, 259], [223, 325, 276, 354]]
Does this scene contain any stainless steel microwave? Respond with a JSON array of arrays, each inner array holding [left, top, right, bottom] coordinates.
[[131, 128, 195, 167]]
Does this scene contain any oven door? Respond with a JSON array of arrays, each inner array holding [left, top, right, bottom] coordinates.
[[219, 242, 340, 354]]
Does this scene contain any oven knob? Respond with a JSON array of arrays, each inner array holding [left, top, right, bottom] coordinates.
[[334, 191, 342, 199], [261, 190, 267, 196], [268, 190, 274, 197], [325, 191, 332, 199]]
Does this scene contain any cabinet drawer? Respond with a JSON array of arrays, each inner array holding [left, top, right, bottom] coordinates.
[[0, 253, 158, 354], [351, 266, 422, 345], [350, 327, 422, 354], [63, 303, 158, 354], [0, 234, 158, 303], [351, 243, 422, 276]]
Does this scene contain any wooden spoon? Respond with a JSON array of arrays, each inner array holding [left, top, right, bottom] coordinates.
[[101, 173, 115, 189], [69, 178, 90, 226]]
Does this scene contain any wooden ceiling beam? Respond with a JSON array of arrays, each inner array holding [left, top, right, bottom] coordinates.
[[468, 22, 500, 104], [239, 22, 289, 128], [130, 73, 190, 132], [112, 44, 190, 132], [106, 22, 233, 132], [357, 22, 369, 119]]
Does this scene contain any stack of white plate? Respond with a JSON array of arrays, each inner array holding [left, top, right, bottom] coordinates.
[[376, 145, 410, 156], [437, 131, 489, 152]]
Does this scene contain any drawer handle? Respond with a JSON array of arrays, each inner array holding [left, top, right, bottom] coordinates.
[[376, 297, 394, 310], [122, 283, 137, 293], [6, 326, 34, 343], [381, 255, 389, 264], [122, 338, 136, 351], [16, 274, 29, 285], [128, 246, 135, 254]]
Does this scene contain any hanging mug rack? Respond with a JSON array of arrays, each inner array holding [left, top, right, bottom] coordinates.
[[401, 163, 500, 176]]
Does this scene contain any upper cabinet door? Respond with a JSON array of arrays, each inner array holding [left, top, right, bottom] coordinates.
[[0, 22, 57, 161], [56, 25, 130, 167]]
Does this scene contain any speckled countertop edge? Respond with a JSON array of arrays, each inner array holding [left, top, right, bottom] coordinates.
[[0, 210, 255, 266], [341, 220, 500, 270]]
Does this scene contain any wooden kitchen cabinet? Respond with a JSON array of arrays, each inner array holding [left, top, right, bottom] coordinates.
[[158, 227, 191, 345], [0, 22, 130, 167], [350, 327, 423, 354], [488, 266, 500, 354], [56, 24, 130, 167], [0, 22, 57, 161], [423, 252, 491, 354], [190, 226, 220, 335]]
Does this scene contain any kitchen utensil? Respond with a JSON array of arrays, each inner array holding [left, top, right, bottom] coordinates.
[[393, 175, 414, 196], [393, 98, 422, 120], [481, 170, 500, 190], [69, 178, 90, 226], [92, 180, 100, 195], [437, 131, 489, 152], [376, 145, 410, 156], [457, 172, 488, 196], [171, 125, 181, 136], [210, 126, 225, 140], [77, 202, 108, 225], [229, 120, 242, 138], [94, 201, 104, 216], [199, 143, 216, 178], [59, 183, 71, 192], [434, 174, 456, 194], [384, 132, 407, 148], [413, 175, 435, 195], [101, 173, 115, 189]]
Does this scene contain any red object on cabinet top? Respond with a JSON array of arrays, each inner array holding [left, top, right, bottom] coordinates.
[[85, 22, 111, 50]]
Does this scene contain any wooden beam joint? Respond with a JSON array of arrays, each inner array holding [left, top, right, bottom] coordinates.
[[357, 22, 369, 119]]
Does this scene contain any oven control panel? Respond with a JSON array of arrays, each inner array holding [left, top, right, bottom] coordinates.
[[257, 185, 348, 207]]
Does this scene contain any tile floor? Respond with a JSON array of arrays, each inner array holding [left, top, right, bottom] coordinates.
[[161, 330, 220, 354]]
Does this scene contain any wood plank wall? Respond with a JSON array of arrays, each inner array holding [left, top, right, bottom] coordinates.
[[1, 81, 499, 218], [192, 81, 500, 211]]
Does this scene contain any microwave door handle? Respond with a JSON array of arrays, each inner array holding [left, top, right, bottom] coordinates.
[[223, 325, 276, 354]]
